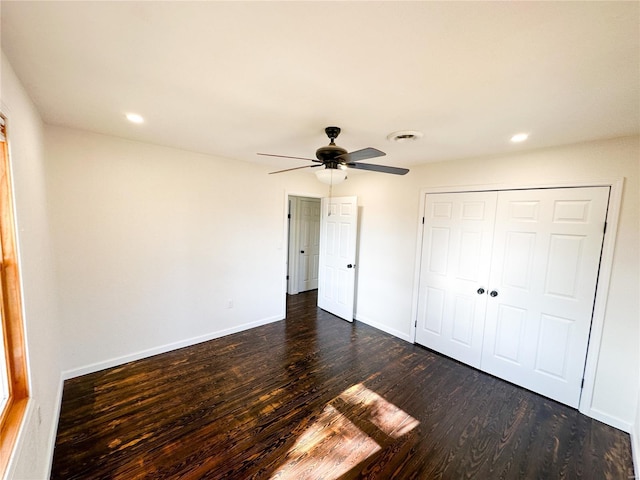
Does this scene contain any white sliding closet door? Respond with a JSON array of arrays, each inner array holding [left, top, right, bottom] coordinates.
[[416, 186, 609, 408], [415, 191, 497, 367], [481, 187, 609, 408]]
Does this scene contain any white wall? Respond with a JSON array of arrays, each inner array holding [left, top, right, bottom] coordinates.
[[346, 136, 639, 429], [1, 54, 63, 479], [45, 126, 327, 376]]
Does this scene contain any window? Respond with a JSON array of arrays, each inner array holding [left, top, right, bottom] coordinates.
[[0, 115, 29, 476]]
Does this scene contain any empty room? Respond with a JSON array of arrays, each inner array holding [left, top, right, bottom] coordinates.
[[0, 1, 638, 479]]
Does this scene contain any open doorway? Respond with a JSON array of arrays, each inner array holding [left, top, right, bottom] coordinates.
[[287, 196, 321, 295]]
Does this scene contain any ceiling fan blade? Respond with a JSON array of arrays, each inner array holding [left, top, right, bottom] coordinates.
[[269, 164, 322, 174], [346, 162, 409, 175], [258, 153, 320, 163], [338, 147, 386, 163]]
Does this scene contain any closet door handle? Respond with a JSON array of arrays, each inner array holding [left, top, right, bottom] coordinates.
[[490, 290, 498, 297], [477, 288, 485, 295]]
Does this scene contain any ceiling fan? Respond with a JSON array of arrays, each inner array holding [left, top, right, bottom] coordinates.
[[258, 127, 409, 183]]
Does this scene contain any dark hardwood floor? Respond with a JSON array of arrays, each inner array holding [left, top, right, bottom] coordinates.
[[51, 290, 634, 479]]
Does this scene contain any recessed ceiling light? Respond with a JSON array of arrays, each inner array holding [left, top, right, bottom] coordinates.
[[125, 113, 144, 124], [510, 132, 529, 143], [387, 130, 424, 143]]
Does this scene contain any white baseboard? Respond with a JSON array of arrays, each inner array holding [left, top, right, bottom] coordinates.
[[587, 407, 637, 478], [354, 313, 413, 343], [62, 314, 283, 380], [585, 406, 632, 433], [46, 374, 65, 479]]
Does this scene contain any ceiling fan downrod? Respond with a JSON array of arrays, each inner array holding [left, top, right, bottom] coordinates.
[[316, 127, 348, 165], [325, 126, 341, 144]]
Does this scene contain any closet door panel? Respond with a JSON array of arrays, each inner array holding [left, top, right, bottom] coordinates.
[[481, 187, 609, 408], [415, 192, 497, 368]]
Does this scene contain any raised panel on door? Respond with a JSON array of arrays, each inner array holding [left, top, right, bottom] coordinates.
[[481, 187, 609, 408], [415, 191, 497, 368]]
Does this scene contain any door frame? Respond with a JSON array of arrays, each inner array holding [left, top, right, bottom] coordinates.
[[410, 178, 624, 427], [287, 195, 321, 295], [280, 191, 323, 315]]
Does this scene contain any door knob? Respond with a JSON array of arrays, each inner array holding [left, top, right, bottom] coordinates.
[[490, 290, 498, 297], [300, 250, 305, 254], [347, 264, 354, 268], [477, 288, 485, 295]]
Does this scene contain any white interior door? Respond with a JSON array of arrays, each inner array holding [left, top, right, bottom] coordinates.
[[481, 187, 609, 408], [298, 198, 321, 292], [415, 192, 497, 367], [318, 196, 358, 322]]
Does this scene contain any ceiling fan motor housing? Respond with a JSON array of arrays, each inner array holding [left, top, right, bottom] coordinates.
[[315, 144, 347, 167]]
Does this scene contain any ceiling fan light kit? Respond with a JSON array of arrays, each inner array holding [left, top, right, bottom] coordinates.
[[260, 126, 410, 183], [315, 168, 347, 185]]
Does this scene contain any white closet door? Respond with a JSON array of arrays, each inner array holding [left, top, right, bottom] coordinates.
[[481, 187, 609, 407], [415, 192, 497, 368]]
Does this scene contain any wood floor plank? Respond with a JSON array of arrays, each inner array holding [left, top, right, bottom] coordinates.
[[51, 290, 634, 479]]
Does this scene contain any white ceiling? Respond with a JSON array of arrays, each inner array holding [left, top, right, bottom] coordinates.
[[2, 1, 639, 173]]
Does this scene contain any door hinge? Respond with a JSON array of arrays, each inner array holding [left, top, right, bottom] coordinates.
[[288, 213, 291, 219], [581, 378, 585, 388], [422, 217, 425, 225], [286, 275, 289, 280], [414, 320, 417, 328], [603, 221, 607, 234]]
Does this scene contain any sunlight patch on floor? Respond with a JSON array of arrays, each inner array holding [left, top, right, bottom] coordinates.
[[340, 383, 420, 440], [270, 383, 419, 479]]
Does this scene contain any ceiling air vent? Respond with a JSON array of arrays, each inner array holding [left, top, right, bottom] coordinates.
[[387, 130, 423, 143]]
